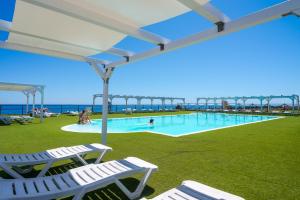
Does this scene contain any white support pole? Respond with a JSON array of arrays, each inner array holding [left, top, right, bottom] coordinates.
[[292, 98, 295, 112], [101, 78, 109, 145], [26, 93, 29, 114], [150, 99, 153, 109], [162, 98, 165, 110], [92, 96, 96, 113], [32, 92, 36, 117], [40, 87, 44, 123], [89, 61, 113, 145], [125, 98, 128, 109], [298, 96, 300, 111], [243, 99, 246, 111], [235, 99, 238, 111], [260, 98, 263, 111], [214, 99, 217, 110], [267, 98, 271, 112]]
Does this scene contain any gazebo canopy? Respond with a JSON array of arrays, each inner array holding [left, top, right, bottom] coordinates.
[[0, 82, 44, 92], [0, 0, 299, 144]]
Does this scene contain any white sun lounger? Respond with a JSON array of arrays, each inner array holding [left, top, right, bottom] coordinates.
[[0, 143, 112, 178], [142, 180, 244, 200], [0, 157, 157, 200]]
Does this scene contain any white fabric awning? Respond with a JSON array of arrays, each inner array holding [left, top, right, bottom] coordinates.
[[8, 0, 192, 57]]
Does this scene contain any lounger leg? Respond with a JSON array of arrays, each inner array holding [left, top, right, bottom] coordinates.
[[115, 169, 154, 199], [37, 161, 54, 177], [95, 150, 108, 164], [72, 188, 87, 200], [74, 154, 89, 165], [0, 163, 24, 178]]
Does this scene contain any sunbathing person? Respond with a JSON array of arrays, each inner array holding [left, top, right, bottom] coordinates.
[[78, 110, 91, 124]]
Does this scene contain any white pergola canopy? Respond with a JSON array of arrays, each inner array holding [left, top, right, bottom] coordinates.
[[1, 0, 299, 144], [0, 82, 43, 92], [0, 82, 45, 122]]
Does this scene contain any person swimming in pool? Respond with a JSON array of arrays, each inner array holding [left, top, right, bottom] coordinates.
[[149, 118, 154, 125]]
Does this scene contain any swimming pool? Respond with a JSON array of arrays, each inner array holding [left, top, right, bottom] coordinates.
[[62, 113, 280, 137]]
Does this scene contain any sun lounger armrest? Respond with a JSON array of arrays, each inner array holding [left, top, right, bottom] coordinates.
[[181, 180, 245, 200], [88, 143, 113, 151], [124, 157, 158, 171]]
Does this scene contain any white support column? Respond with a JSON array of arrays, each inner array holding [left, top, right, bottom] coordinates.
[[235, 98, 238, 111], [242, 98, 246, 111], [150, 98, 154, 109], [297, 96, 300, 111], [125, 97, 128, 109], [89, 61, 113, 145], [214, 99, 217, 110], [206, 99, 209, 110], [291, 97, 295, 112], [92, 95, 96, 113], [40, 87, 44, 123], [137, 98, 141, 106], [102, 78, 109, 145], [260, 98, 263, 111], [32, 91, 36, 117], [25, 92, 29, 114], [162, 98, 165, 110], [267, 97, 271, 112]]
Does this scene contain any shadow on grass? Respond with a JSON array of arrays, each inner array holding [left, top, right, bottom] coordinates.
[[0, 158, 155, 200]]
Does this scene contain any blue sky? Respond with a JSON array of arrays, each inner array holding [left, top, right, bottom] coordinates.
[[0, 0, 299, 105]]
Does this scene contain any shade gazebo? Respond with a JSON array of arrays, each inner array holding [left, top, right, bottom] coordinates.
[[0, 82, 45, 122]]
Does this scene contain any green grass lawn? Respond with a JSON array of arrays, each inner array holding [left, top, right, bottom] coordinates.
[[0, 111, 299, 200]]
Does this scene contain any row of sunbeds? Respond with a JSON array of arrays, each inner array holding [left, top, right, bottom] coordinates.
[[0, 115, 34, 125], [0, 143, 244, 199]]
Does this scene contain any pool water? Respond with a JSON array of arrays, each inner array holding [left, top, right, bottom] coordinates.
[[62, 113, 279, 137]]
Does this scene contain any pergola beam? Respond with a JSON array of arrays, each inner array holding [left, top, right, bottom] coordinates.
[[107, 0, 300, 68], [106, 48, 135, 57], [0, 41, 110, 66], [176, 0, 230, 24], [21, 0, 170, 45]]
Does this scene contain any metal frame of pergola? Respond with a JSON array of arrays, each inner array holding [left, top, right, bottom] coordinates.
[[0, 82, 45, 122], [196, 94, 300, 112], [0, 0, 299, 144], [93, 94, 185, 110]]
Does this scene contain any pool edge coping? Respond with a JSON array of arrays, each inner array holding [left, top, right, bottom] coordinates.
[[61, 113, 284, 137]]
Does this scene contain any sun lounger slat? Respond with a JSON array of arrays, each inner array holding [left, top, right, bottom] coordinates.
[[56, 174, 79, 189], [94, 165, 111, 178], [54, 175, 71, 190], [97, 164, 115, 176], [113, 160, 132, 171], [24, 180, 38, 195], [14, 181, 27, 196], [76, 145, 90, 152], [34, 179, 50, 193], [43, 178, 61, 192], [0, 181, 14, 197], [108, 161, 129, 172], [159, 188, 198, 200]]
